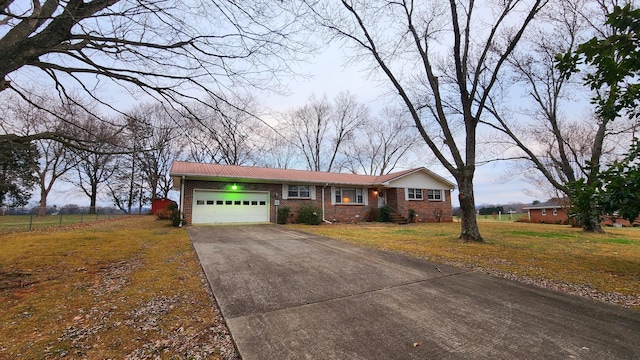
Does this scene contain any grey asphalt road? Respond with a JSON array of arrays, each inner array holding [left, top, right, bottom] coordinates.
[[189, 224, 640, 360]]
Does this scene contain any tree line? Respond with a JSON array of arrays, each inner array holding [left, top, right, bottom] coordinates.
[[1, 0, 639, 239], [0, 90, 422, 214]]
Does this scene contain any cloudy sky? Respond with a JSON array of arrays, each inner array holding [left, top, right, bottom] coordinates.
[[259, 44, 542, 208]]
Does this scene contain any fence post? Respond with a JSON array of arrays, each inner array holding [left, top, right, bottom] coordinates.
[[80, 212, 84, 223], [59, 213, 63, 226], [29, 212, 34, 231]]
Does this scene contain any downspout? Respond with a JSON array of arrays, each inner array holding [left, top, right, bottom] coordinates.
[[179, 176, 185, 227], [322, 183, 332, 224]]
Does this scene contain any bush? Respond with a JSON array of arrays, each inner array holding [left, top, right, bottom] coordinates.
[[378, 205, 392, 223], [157, 202, 182, 227], [169, 209, 182, 227], [295, 204, 322, 225], [277, 206, 291, 224], [408, 209, 416, 223]]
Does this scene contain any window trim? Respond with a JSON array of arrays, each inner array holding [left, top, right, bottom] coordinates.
[[541, 209, 547, 216], [406, 188, 424, 201], [427, 189, 444, 201], [282, 184, 316, 200], [332, 187, 367, 205]]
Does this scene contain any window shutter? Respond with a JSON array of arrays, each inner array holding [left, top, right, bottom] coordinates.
[[310, 185, 316, 200], [331, 187, 336, 205], [363, 188, 368, 206], [282, 184, 288, 200], [404, 188, 410, 201], [441, 190, 445, 202]]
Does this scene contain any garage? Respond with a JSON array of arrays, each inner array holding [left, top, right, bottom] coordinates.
[[192, 190, 269, 224]]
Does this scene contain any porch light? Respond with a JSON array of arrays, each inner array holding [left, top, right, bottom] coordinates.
[[232, 183, 238, 190], [373, 190, 378, 196]]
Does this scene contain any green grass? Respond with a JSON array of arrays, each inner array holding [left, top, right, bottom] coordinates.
[[0, 216, 226, 359], [0, 214, 124, 234], [288, 221, 640, 308]]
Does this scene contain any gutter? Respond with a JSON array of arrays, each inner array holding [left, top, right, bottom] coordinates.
[[321, 183, 332, 224], [179, 176, 185, 227]]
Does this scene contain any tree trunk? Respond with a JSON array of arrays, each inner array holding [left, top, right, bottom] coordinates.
[[89, 182, 98, 215], [38, 185, 49, 217], [457, 175, 484, 242]]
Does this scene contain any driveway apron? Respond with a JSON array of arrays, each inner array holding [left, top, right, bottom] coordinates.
[[189, 224, 640, 360]]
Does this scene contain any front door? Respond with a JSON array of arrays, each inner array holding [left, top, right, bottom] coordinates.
[[378, 189, 387, 208]]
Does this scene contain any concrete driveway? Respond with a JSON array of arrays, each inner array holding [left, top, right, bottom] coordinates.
[[189, 224, 640, 360]]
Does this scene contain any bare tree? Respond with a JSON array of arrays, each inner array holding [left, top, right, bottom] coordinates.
[[344, 106, 421, 175], [308, 0, 547, 241], [185, 93, 267, 166], [69, 116, 119, 214], [5, 93, 80, 216], [1, 0, 308, 145], [285, 91, 369, 172], [134, 104, 186, 200], [259, 127, 302, 169], [105, 115, 147, 213], [483, 0, 637, 231]]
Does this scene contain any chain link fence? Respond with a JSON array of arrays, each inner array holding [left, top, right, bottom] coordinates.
[[0, 206, 137, 234]]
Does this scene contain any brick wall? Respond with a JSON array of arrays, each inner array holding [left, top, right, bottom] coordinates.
[[181, 180, 453, 224], [388, 188, 453, 223], [528, 208, 569, 224]]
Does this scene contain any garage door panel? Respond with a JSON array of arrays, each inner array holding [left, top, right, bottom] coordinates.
[[192, 190, 269, 224]]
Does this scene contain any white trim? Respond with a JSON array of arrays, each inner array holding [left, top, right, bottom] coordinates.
[[310, 185, 316, 200], [406, 188, 424, 201], [282, 184, 288, 200], [333, 186, 367, 205], [191, 189, 270, 224]]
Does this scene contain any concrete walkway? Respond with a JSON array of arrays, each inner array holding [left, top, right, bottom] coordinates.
[[189, 224, 640, 360]]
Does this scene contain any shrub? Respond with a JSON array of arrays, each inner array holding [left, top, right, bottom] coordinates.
[[295, 204, 322, 225], [161, 203, 182, 227], [169, 209, 182, 227], [378, 205, 392, 222], [277, 206, 291, 224], [408, 209, 416, 223]]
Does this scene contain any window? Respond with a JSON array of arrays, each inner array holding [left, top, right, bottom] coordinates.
[[196, 200, 205, 205], [287, 185, 311, 198], [335, 187, 364, 204], [206, 200, 214, 205], [553, 208, 557, 216], [541, 209, 547, 216], [407, 188, 423, 200], [427, 189, 443, 201]]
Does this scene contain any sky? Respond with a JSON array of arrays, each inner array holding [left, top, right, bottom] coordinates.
[[39, 43, 545, 210], [258, 44, 543, 208]]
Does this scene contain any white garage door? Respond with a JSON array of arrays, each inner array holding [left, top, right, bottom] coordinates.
[[192, 190, 269, 224]]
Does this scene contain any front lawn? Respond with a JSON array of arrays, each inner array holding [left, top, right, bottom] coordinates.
[[0, 216, 236, 359], [289, 221, 640, 309]]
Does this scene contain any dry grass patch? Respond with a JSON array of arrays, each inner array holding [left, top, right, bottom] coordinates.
[[0, 216, 235, 359], [289, 222, 640, 309]]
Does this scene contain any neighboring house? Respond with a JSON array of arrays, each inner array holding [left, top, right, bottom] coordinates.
[[169, 161, 456, 225], [523, 199, 640, 227], [522, 200, 570, 224]]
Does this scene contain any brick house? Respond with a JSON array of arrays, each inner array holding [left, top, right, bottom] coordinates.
[[522, 200, 570, 224], [169, 161, 456, 225]]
